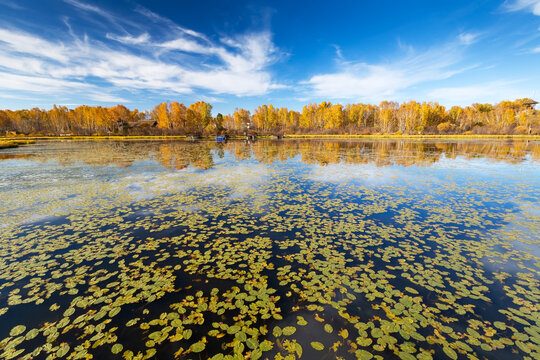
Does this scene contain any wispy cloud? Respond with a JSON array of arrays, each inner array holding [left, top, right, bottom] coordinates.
[[504, 1, 540, 52], [63, 0, 140, 32], [0, 28, 68, 63], [133, 5, 209, 41], [303, 38, 474, 101], [0, 1, 282, 107], [504, 0, 540, 16], [0, 0, 24, 10], [458, 32, 480, 45], [427, 80, 527, 104], [64, 0, 113, 18], [106, 32, 150, 45]]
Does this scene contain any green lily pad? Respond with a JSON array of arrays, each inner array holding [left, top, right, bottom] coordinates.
[[56, 344, 70, 358], [324, 324, 333, 333], [355, 349, 373, 360], [190, 341, 205, 353], [282, 326, 296, 336], [260, 340, 273, 351], [111, 343, 123, 354], [443, 346, 457, 360], [9, 325, 26, 337]]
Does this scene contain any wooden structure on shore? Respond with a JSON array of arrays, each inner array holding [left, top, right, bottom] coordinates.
[[117, 119, 158, 132], [523, 100, 538, 110]]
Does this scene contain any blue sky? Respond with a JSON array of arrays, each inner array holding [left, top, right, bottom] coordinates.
[[0, 0, 539, 114]]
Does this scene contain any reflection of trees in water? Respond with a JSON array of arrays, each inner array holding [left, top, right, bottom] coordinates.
[[434, 141, 537, 163], [158, 142, 214, 170], [6, 140, 539, 170], [245, 140, 540, 168]]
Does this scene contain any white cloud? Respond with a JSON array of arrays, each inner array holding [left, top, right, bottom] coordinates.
[[505, 1, 540, 52], [158, 37, 215, 54], [306, 65, 402, 100], [505, 0, 540, 16], [64, 0, 112, 18], [0, 2, 283, 105], [0, 0, 24, 10], [458, 32, 480, 45], [106, 32, 150, 45], [304, 39, 472, 101], [428, 80, 527, 104], [63, 0, 140, 31], [502, 0, 540, 53], [133, 5, 209, 41], [0, 72, 93, 93], [87, 92, 129, 103], [0, 28, 69, 63]]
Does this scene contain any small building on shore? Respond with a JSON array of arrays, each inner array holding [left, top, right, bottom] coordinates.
[[523, 99, 538, 110]]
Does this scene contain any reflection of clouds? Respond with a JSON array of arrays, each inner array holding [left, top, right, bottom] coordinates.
[[0, 214, 55, 229], [118, 163, 271, 200], [308, 163, 400, 184], [521, 204, 540, 217], [432, 155, 540, 175], [124, 181, 162, 200], [476, 199, 540, 274], [195, 164, 270, 186], [204, 164, 271, 202], [482, 228, 540, 274]]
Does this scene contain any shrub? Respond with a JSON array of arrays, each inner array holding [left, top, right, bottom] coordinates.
[[437, 122, 455, 133], [513, 125, 528, 134]]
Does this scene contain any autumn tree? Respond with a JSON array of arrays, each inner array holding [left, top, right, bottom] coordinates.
[[187, 101, 212, 134], [169, 101, 188, 131], [233, 108, 251, 131], [151, 102, 170, 130], [1, 98, 538, 135], [325, 104, 344, 129], [377, 101, 398, 133]]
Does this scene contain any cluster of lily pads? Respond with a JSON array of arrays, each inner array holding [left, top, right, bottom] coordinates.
[[0, 140, 538, 360]]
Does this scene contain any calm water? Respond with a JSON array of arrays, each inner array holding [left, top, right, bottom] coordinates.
[[0, 139, 539, 360]]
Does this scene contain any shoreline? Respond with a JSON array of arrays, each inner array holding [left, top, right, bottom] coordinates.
[[0, 134, 539, 141], [282, 134, 540, 140], [0, 139, 36, 149]]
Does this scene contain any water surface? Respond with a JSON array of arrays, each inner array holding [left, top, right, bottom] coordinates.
[[0, 139, 539, 360]]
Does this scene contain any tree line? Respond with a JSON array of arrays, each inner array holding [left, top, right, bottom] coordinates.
[[0, 99, 538, 136]]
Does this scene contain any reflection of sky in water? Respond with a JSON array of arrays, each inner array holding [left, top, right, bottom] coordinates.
[[1, 142, 539, 190], [308, 163, 401, 184], [1, 141, 539, 230], [305, 155, 540, 184], [120, 162, 271, 200]]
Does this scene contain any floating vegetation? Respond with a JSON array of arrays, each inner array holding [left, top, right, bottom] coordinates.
[[0, 139, 539, 359]]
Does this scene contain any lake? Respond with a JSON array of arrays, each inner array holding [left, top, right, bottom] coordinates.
[[0, 139, 539, 360]]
